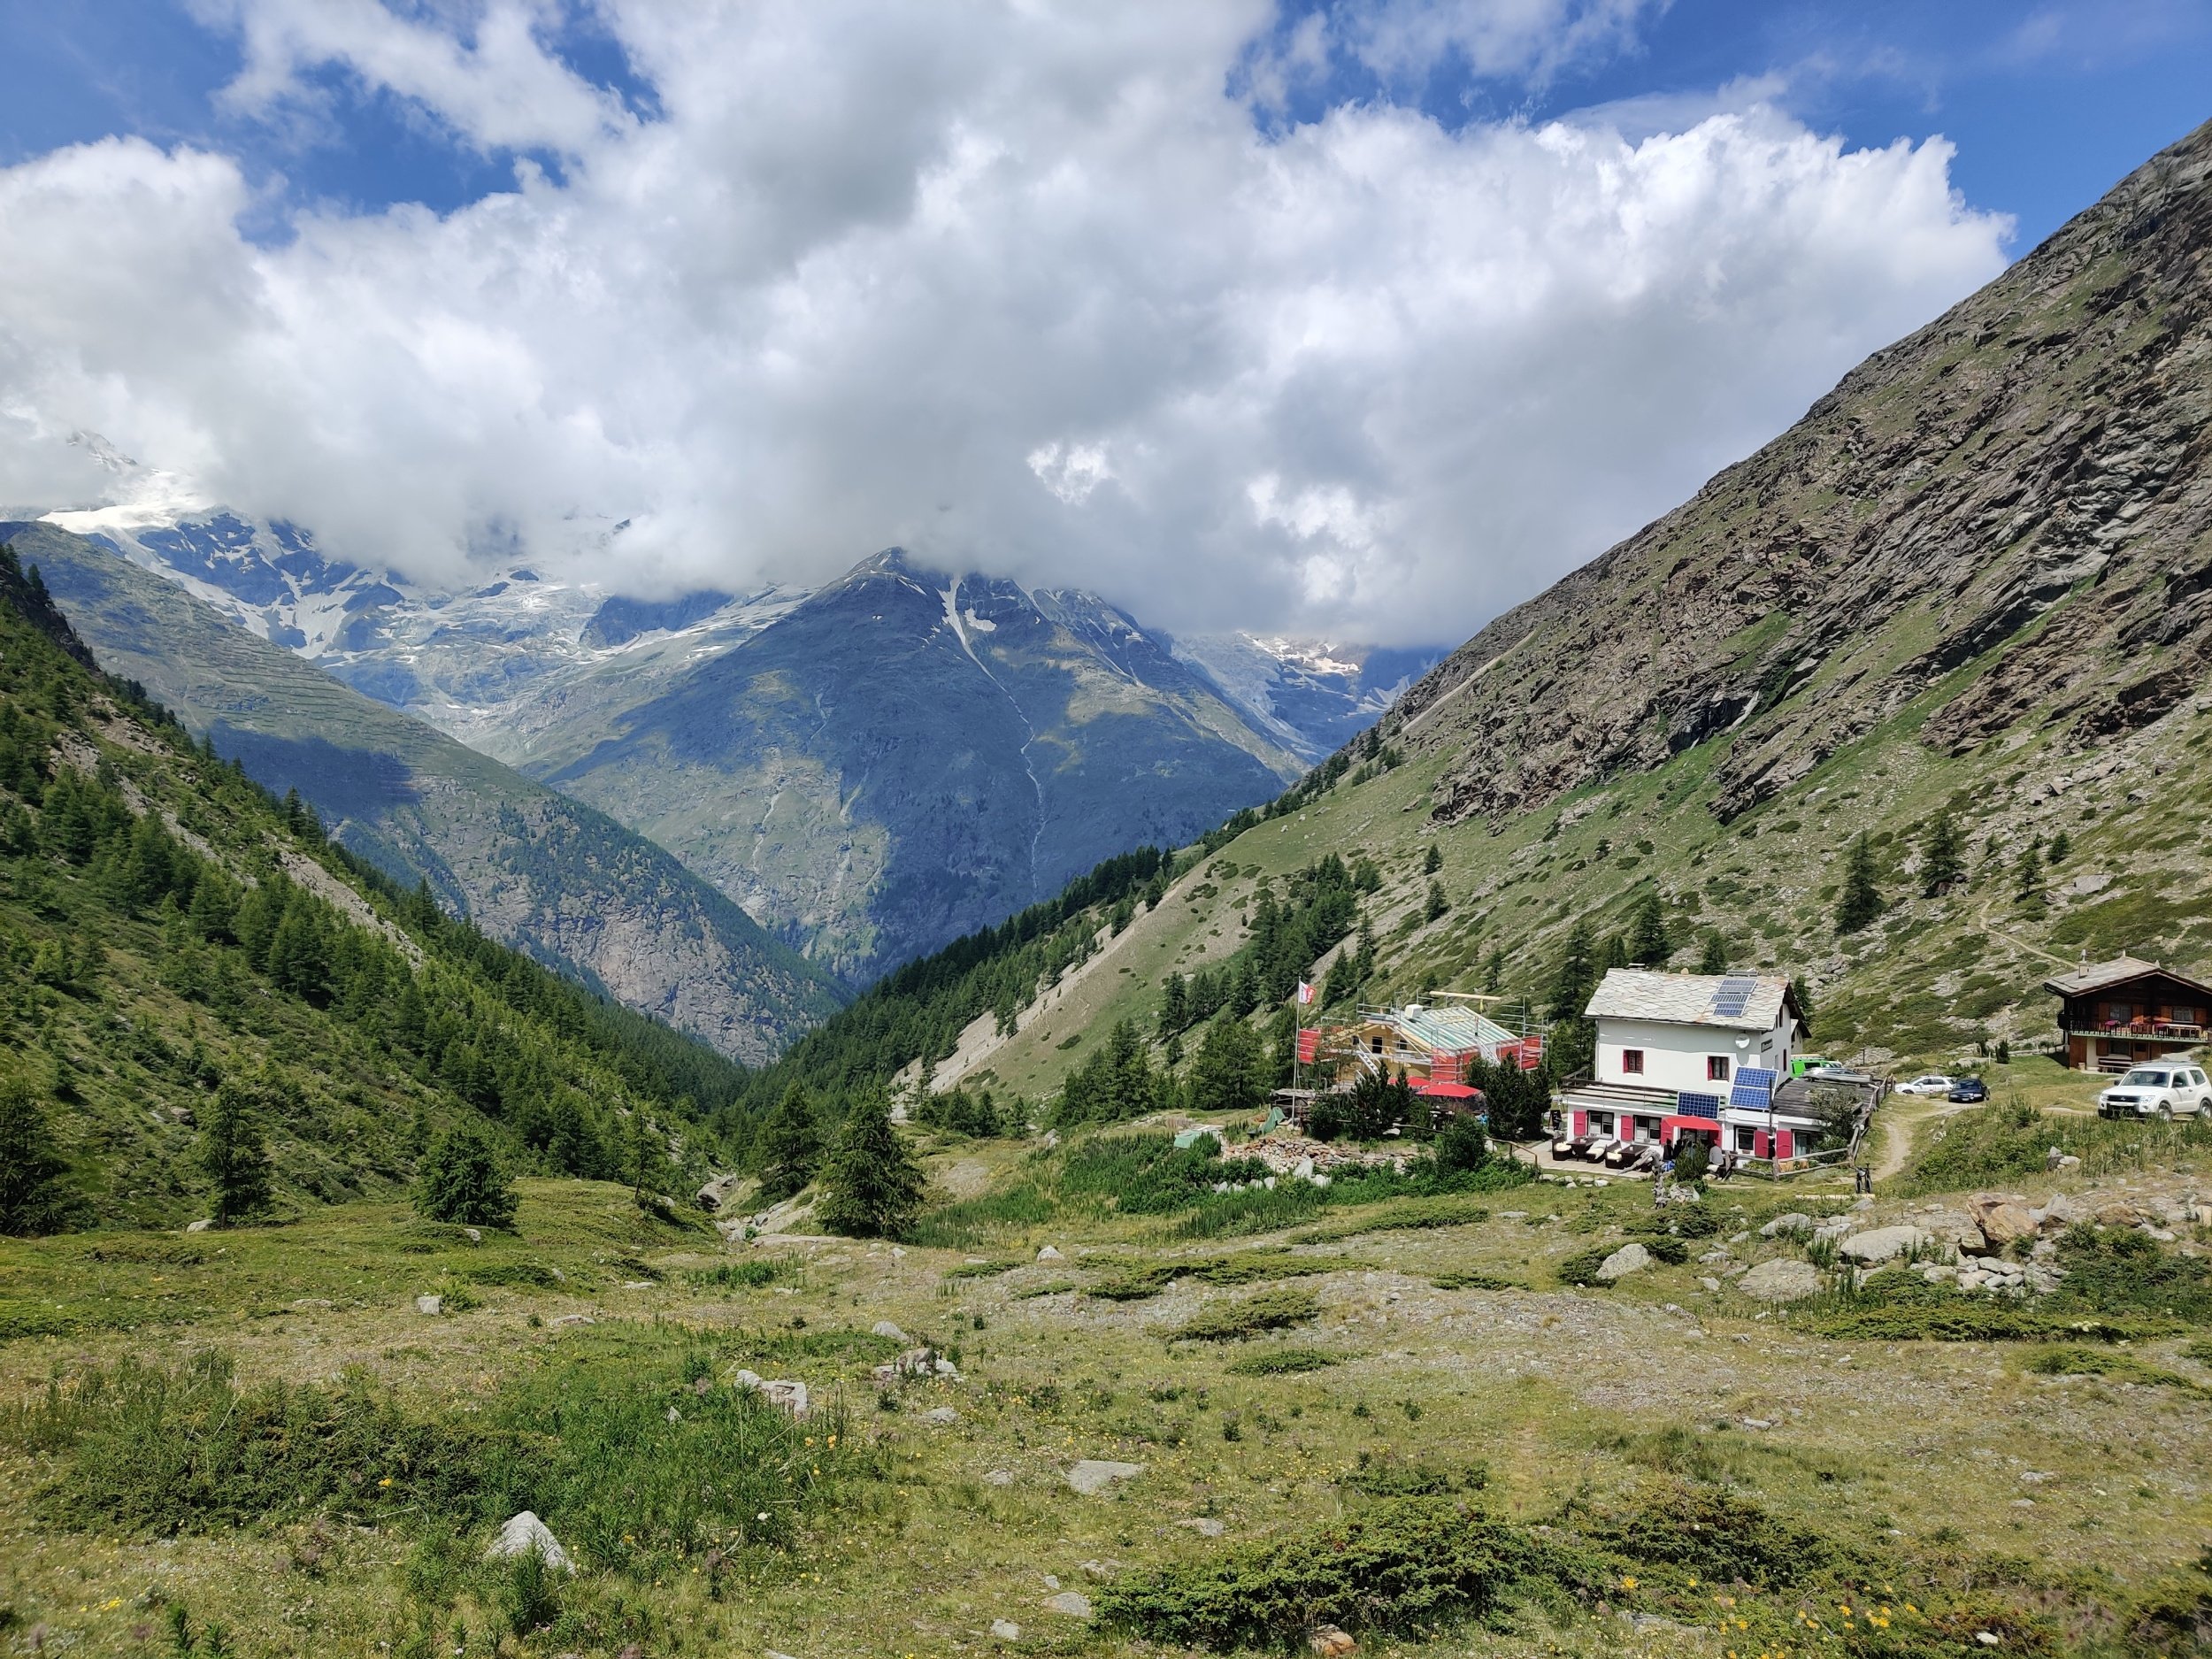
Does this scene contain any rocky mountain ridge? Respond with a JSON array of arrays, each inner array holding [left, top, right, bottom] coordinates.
[[1386, 116, 2212, 833]]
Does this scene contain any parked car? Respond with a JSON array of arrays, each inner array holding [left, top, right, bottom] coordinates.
[[2097, 1063, 2212, 1120], [1947, 1076, 1989, 1102], [1895, 1074, 1954, 1097]]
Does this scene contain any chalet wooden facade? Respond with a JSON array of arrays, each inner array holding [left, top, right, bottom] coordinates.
[[2043, 956, 2212, 1071]]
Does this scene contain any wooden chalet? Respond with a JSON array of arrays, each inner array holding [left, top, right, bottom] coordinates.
[[2042, 956, 2212, 1071]]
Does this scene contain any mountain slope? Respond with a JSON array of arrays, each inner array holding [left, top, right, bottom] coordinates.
[[745, 118, 2212, 1110], [0, 542, 751, 1233], [532, 549, 1305, 980], [2, 522, 841, 1062], [1392, 116, 2212, 830]]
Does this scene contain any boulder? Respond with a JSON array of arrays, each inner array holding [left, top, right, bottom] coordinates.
[[985, 1469, 1015, 1486], [1177, 1517, 1226, 1538], [1968, 1194, 2036, 1247], [1758, 1213, 1813, 1239], [1738, 1258, 1824, 1302], [1920, 1210, 1990, 1255], [486, 1511, 573, 1572], [732, 1369, 810, 1417], [872, 1320, 910, 1342], [1036, 1245, 1065, 1262], [1838, 1225, 1933, 1264], [414, 1294, 444, 1317], [2092, 1197, 2141, 1227], [695, 1172, 748, 1212], [924, 1406, 960, 1427], [1042, 1592, 1093, 1619], [1595, 1242, 1651, 1282], [1310, 1625, 1358, 1656], [184, 1218, 215, 1233], [990, 1619, 1021, 1640], [1065, 1459, 1144, 1496]]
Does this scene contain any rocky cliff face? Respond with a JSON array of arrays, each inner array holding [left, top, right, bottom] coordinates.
[[7, 523, 842, 1061], [1391, 117, 2212, 829]]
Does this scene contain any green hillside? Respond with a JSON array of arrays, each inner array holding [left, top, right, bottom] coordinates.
[[4, 523, 843, 1064], [0, 541, 749, 1240]]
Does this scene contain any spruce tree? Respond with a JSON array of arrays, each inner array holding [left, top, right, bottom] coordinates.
[[815, 1093, 926, 1240], [413, 1123, 517, 1228], [198, 1080, 272, 1225], [1423, 844, 1443, 874], [1425, 878, 1449, 921], [1628, 893, 1671, 966], [0, 1075, 74, 1236], [2014, 845, 2047, 910], [623, 1111, 671, 1202], [1187, 1014, 1268, 1115], [1834, 833, 1883, 933], [1697, 933, 1729, 975], [1599, 933, 1629, 973], [1790, 975, 1816, 1040], [1547, 920, 1595, 1021], [2046, 829, 2070, 864], [757, 1083, 824, 1201], [1920, 813, 1964, 896], [1157, 973, 1188, 1038]]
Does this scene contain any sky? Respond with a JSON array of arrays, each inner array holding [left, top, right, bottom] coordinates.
[[0, 1, 2207, 646]]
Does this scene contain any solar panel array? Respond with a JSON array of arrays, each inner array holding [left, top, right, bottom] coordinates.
[[1709, 974, 1759, 1020], [1730, 1067, 1778, 1109], [1674, 1091, 1722, 1120]]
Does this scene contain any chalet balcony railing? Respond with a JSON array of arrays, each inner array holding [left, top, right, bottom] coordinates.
[[2066, 1023, 2207, 1041]]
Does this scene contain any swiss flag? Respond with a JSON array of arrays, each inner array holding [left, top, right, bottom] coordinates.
[[1296, 980, 1315, 1005]]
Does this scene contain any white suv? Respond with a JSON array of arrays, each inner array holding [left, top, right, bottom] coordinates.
[[2098, 1064, 2212, 1120]]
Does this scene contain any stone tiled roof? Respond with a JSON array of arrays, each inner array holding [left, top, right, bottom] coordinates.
[[1583, 968, 1792, 1032], [2040, 955, 2212, 998]]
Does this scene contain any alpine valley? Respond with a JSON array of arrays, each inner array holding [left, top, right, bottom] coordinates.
[[39, 488, 1440, 981]]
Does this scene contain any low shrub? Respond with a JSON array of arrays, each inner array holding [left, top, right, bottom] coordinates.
[[1340, 1459, 1486, 1497], [1167, 1286, 1321, 1342], [2021, 1345, 2205, 1394], [1224, 1348, 1340, 1376], [1087, 1250, 1359, 1302], [940, 1257, 1025, 1280], [1571, 1480, 1847, 1586], [1786, 1274, 2151, 1342], [1429, 1271, 1520, 1291], [462, 1261, 565, 1290], [1096, 1495, 1548, 1649], [686, 1258, 796, 1293]]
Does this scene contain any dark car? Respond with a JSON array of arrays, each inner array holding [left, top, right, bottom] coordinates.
[[1947, 1076, 1989, 1102]]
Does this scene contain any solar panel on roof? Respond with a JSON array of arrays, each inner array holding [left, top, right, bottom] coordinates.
[[1710, 974, 1758, 1018], [1674, 1091, 1722, 1120]]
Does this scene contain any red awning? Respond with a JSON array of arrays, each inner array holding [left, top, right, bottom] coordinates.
[[1414, 1080, 1481, 1099]]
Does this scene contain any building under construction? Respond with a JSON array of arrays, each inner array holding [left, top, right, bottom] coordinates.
[[1287, 995, 1541, 1119]]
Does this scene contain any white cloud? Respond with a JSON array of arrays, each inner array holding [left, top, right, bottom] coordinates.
[[0, 2, 2011, 643]]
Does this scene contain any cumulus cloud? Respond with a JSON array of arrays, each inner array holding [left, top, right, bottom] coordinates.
[[0, 1, 2011, 642]]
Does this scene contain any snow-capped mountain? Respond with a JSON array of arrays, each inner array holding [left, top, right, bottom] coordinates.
[[1167, 633, 1447, 762]]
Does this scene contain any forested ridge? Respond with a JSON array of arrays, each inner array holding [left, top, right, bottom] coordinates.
[[0, 544, 747, 1232]]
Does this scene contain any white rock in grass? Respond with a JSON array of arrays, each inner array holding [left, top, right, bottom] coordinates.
[[1594, 1243, 1649, 1282], [414, 1294, 443, 1316], [990, 1619, 1022, 1640], [872, 1320, 910, 1342], [925, 1406, 960, 1426], [1037, 1245, 1064, 1261], [1177, 1517, 1226, 1538], [985, 1469, 1015, 1486], [1065, 1459, 1143, 1495], [1738, 1258, 1823, 1302], [1042, 1591, 1094, 1618], [486, 1512, 572, 1572]]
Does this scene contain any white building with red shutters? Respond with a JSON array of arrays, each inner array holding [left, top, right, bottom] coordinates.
[[1560, 969, 1821, 1159]]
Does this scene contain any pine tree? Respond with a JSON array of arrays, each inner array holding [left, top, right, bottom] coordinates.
[[413, 1123, 518, 1228], [1697, 933, 1729, 975], [1834, 833, 1883, 933], [1425, 878, 1449, 922], [198, 1080, 272, 1225], [1599, 933, 1629, 973], [2046, 829, 2070, 864], [1481, 947, 1505, 995], [0, 1075, 74, 1236], [2014, 845, 2047, 910], [757, 1083, 824, 1201], [1547, 920, 1595, 1021], [1157, 973, 1188, 1038], [1423, 843, 1443, 874], [623, 1111, 671, 1202], [1790, 975, 1816, 1040], [1920, 813, 1964, 896], [1628, 892, 1671, 966], [815, 1093, 926, 1240], [1187, 1014, 1268, 1115]]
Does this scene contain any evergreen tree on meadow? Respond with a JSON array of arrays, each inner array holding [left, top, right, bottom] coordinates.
[[1187, 1012, 1269, 1115], [1423, 843, 1443, 874], [1425, 878, 1449, 921], [1791, 975, 1816, 1041], [1628, 892, 1671, 966], [0, 1075, 76, 1236], [1920, 812, 1965, 896], [198, 1079, 272, 1226], [815, 1091, 926, 1240], [414, 1122, 518, 1228], [756, 1083, 824, 1201], [1598, 933, 1629, 974], [1547, 919, 1596, 1021], [2014, 843, 2047, 910], [1157, 972, 1188, 1038], [1834, 833, 1883, 933], [2046, 829, 2070, 864], [622, 1110, 672, 1202]]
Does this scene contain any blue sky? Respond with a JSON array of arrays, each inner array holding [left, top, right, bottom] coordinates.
[[7, 2, 2206, 248], [0, 3, 2201, 639]]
